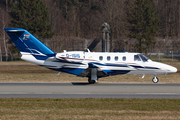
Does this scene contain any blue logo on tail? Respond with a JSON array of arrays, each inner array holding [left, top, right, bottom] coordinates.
[[23, 34, 30, 40]]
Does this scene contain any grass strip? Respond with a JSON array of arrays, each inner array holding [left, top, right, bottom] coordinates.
[[0, 98, 180, 120]]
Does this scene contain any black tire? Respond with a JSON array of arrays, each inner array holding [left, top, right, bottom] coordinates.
[[88, 78, 96, 84], [152, 77, 159, 83]]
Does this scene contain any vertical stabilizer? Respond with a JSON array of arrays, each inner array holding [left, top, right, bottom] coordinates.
[[4, 28, 56, 61]]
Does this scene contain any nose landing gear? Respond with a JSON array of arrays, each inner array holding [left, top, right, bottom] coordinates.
[[152, 76, 159, 83]]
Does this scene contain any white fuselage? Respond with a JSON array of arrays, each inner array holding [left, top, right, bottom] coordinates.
[[21, 51, 177, 78]]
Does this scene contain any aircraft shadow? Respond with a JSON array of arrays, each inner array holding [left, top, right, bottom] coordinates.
[[71, 82, 92, 86]]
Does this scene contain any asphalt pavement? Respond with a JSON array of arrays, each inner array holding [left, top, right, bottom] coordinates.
[[0, 82, 180, 98]]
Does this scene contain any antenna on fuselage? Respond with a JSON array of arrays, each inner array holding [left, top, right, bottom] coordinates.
[[85, 48, 90, 52]]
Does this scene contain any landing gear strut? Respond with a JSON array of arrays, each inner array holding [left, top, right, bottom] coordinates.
[[152, 76, 159, 83], [88, 68, 98, 84]]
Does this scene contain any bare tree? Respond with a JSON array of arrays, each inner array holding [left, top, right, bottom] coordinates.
[[0, 44, 2, 62], [0, 7, 8, 61], [95, 0, 127, 51]]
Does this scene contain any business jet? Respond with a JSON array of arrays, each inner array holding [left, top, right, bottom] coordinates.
[[4, 28, 177, 83]]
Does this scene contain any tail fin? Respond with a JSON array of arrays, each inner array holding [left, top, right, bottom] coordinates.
[[4, 28, 55, 60]]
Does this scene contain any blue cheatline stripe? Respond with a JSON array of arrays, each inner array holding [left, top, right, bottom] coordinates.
[[129, 65, 159, 70], [88, 63, 98, 68], [144, 66, 159, 69], [90, 62, 128, 67], [59, 68, 85, 75], [33, 54, 56, 60], [55, 59, 85, 65], [129, 65, 144, 68], [51, 67, 130, 77], [103, 70, 130, 75]]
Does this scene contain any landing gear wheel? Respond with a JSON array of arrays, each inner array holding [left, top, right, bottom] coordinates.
[[152, 76, 159, 83], [88, 78, 96, 84]]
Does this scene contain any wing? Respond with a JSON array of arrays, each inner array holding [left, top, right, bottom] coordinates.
[[78, 62, 131, 78]]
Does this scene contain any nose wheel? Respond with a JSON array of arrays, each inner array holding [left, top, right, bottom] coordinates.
[[152, 76, 159, 83]]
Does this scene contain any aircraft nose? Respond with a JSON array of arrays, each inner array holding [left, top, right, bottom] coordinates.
[[166, 66, 177, 74], [171, 66, 177, 73], [152, 61, 177, 75]]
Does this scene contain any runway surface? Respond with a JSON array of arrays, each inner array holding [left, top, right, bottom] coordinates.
[[0, 82, 180, 98]]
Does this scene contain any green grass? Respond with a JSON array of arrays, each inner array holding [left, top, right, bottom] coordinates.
[[0, 98, 180, 120]]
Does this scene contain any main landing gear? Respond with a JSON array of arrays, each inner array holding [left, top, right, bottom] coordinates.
[[88, 68, 98, 84], [88, 78, 96, 84], [152, 76, 159, 83]]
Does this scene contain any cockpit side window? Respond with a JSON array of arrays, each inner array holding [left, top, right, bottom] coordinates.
[[139, 54, 149, 62], [134, 55, 141, 61]]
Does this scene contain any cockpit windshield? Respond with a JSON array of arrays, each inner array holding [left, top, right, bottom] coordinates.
[[134, 55, 141, 61], [139, 54, 149, 62], [134, 54, 150, 62]]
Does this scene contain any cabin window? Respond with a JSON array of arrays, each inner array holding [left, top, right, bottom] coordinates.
[[115, 56, 118, 61], [134, 55, 141, 61], [122, 56, 126, 61], [107, 56, 111, 61], [99, 56, 103, 61]]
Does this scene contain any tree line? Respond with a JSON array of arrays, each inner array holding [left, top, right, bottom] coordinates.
[[1, 0, 180, 38], [0, 0, 179, 55]]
